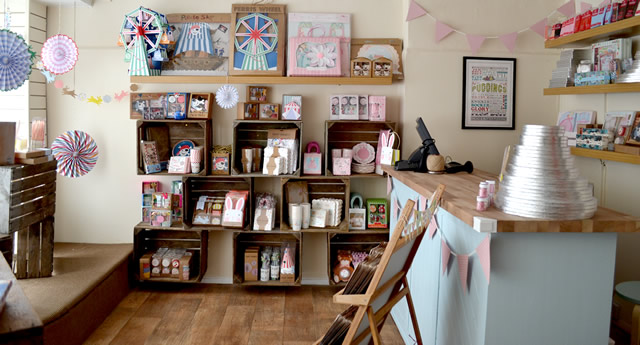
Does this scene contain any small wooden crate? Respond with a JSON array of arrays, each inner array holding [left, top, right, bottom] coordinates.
[[326, 232, 389, 285], [182, 176, 253, 230], [280, 177, 350, 231], [136, 119, 211, 176], [324, 120, 396, 176], [0, 160, 57, 278], [187, 93, 213, 119], [133, 227, 208, 283], [233, 232, 301, 286], [232, 120, 303, 176]]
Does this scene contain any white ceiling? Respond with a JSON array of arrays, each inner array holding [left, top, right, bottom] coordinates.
[[35, 0, 93, 7]]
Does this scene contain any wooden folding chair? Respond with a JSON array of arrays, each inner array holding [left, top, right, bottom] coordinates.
[[315, 184, 446, 345]]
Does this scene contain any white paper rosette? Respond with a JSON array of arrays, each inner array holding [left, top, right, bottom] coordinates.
[[215, 84, 239, 109]]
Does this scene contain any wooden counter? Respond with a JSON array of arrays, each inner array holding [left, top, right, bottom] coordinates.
[[382, 166, 640, 233]]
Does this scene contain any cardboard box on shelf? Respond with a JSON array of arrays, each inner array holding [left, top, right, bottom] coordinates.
[[244, 247, 259, 281], [139, 253, 153, 280]]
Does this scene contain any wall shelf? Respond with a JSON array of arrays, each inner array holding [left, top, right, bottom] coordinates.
[[544, 83, 640, 95], [545, 16, 640, 48], [130, 75, 393, 85], [571, 147, 640, 165]]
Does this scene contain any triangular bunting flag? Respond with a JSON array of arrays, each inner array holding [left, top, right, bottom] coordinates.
[[457, 254, 470, 294], [419, 195, 427, 211], [599, 0, 611, 7], [558, 0, 576, 17], [392, 196, 399, 221], [441, 239, 451, 275], [387, 176, 392, 195], [499, 32, 518, 53], [476, 235, 491, 284], [435, 20, 454, 42], [581, 2, 592, 13], [466, 34, 485, 55], [530, 18, 547, 38], [413, 198, 418, 211], [406, 0, 428, 21], [428, 215, 438, 238]]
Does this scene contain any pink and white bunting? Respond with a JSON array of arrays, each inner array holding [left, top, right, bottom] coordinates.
[[466, 34, 486, 55], [476, 236, 491, 284], [435, 21, 454, 42], [406, 0, 428, 22], [499, 32, 518, 53], [387, 176, 392, 196], [428, 215, 438, 238], [441, 239, 451, 275], [419, 195, 427, 211], [529, 18, 548, 38], [457, 254, 470, 294]]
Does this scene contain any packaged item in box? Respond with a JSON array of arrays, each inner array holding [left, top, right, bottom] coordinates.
[[358, 95, 369, 120], [576, 128, 613, 150], [171, 249, 186, 278], [367, 198, 388, 229], [349, 193, 366, 230], [238, 102, 260, 120], [188, 93, 213, 119], [627, 116, 640, 146], [332, 157, 351, 176], [168, 156, 191, 174], [142, 206, 151, 223], [222, 190, 249, 228], [330, 95, 340, 120], [259, 103, 280, 120], [288, 36, 342, 77], [368, 96, 386, 121], [267, 129, 299, 174], [212, 153, 230, 175], [574, 71, 611, 86], [560, 17, 576, 37], [591, 7, 605, 27], [244, 247, 259, 281], [151, 248, 168, 277], [270, 247, 281, 280], [139, 253, 153, 280], [161, 251, 173, 277], [303, 141, 322, 175], [310, 209, 328, 228], [260, 247, 272, 282], [263, 146, 289, 176], [166, 92, 189, 119], [339, 95, 359, 120], [152, 193, 173, 210], [130, 93, 167, 120], [180, 252, 193, 281], [282, 95, 302, 120], [193, 196, 224, 225], [150, 209, 172, 227], [254, 207, 276, 231], [604, 111, 638, 144], [312, 198, 343, 227], [142, 181, 160, 194], [141, 141, 162, 174], [280, 243, 296, 283], [142, 194, 152, 207]]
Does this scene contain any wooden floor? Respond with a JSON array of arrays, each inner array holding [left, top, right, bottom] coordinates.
[[83, 284, 406, 345]]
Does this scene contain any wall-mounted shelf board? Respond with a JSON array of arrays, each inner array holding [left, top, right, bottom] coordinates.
[[545, 16, 640, 48], [543, 83, 640, 95], [570, 147, 640, 165], [130, 75, 393, 85]]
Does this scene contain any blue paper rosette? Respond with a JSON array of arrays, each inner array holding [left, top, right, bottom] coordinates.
[[0, 29, 35, 91]]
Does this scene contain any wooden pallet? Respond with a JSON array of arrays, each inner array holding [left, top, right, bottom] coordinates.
[[0, 160, 57, 278]]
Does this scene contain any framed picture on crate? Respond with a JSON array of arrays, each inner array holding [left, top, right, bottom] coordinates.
[[230, 4, 286, 76], [247, 86, 269, 102], [260, 103, 280, 120], [462, 57, 516, 130]]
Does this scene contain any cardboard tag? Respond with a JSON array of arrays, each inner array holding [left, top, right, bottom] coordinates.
[[268, 128, 297, 140]]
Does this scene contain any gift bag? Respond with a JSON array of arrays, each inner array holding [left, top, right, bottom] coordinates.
[[380, 131, 400, 166], [303, 141, 322, 175], [375, 129, 391, 175], [348, 193, 366, 230]]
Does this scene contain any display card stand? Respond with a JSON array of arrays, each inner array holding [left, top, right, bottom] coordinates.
[[315, 184, 446, 345]]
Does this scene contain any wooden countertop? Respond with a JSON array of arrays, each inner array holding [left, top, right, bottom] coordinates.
[[383, 166, 640, 233], [0, 255, 43, 343]]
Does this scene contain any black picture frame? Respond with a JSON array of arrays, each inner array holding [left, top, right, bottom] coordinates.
[[462, 57, 516, 130]]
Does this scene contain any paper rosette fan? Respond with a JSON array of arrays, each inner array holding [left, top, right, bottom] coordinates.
[[216, 84, 239, 109], [0, 29, 35, 91], [51, 130, 99, 178], [41, 34, 78, 75]]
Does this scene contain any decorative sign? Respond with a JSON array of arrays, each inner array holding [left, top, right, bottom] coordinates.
[[462, 57, 516, 130]]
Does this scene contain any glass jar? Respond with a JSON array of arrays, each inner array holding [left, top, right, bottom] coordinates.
[[577, 60, 592, 74]]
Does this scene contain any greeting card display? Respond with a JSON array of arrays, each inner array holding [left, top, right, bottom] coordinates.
[[329, 95, 340, 120], [358, 95, 369, 120], [368, 96, 386, 122], [287, 36, 341, 77], [339, 95, 358, 120], [282, 95, 302, 120], [260, 103, 280, 120], [188, 93, 213, 119], [141, 140, 162, 174], [163, 13, 231, 76], [167, 92, 189, 119], [288, 13, 351, 77], [230, 4, 286, 76], [221, 190, 249, 228], [303, 141, 322, 175], [168, 156, 191, 174]]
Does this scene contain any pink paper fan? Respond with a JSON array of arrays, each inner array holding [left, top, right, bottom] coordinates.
[[41, 34, 78, 75]]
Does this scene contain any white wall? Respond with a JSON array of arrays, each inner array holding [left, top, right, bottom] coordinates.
[[47, 0, 401, 283]]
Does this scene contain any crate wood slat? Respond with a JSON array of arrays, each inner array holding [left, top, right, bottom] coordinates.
[[14, 230, 28, 279], [9, 204, 55, 234], [10, 170, 56, 194], [183, 176, 253, 230], [9, 193, 55, 219], [9, 160, 57, 179], [280, 177, 350, 231], [27, 224, 40, 279], [324, 121, 396, 176], [10, 182, 56, 207], [40, 218, 54, 277], [233, 232, 302, 285], [136, 120, 211, 176], [133, 228, 208, 283], [232, 120, 303, 176]]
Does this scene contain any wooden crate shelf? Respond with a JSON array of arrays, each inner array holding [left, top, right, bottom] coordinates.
[[545, 15, 640, 48], [280, 177, 350, 232], [233, 232, 302, 286], [543, 83, 640, 95], [327, 232, 389, 285], [183, 176, 253, 231], [130, 75, 393, 85], [324, 120, 396, 176], [133, 228, 208, 283], [137, 119, 211, 176], [571, 147, 640, 165], [232, 120, 302, 177]]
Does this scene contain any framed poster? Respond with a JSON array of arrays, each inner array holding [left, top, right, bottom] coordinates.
[[462, 57, 516, 130]]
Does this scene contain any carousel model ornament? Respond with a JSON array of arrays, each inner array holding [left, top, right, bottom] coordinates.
[[495, 125, 597, 220]]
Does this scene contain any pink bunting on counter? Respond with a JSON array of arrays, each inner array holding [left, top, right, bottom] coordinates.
[[466, 34, 485, 55], [435, 21, 454, 42], [558, 0, 576, 17], [419, 195, 427, 211], [428, 215, 438, 238], [499, 32, 518, 53], [530, 18, 547, 38], [441, 239, 451, 275], [457, 254, 470, 294], [406, 0, 427, 21], [580, 2, 592, 13], [392, 196, 398, 221], [387, 176, 392, 195], [476, 235, 491, 284]]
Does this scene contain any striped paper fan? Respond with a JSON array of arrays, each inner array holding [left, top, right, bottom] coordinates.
[[51, 130, 99, 178], [0, 29, 35, 91], [41, 34, 78, 75]]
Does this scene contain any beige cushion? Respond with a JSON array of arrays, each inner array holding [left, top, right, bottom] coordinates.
[[18, 243, 132, 324]]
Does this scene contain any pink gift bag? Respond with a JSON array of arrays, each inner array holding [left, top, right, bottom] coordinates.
[[303, 141, 322, 175]]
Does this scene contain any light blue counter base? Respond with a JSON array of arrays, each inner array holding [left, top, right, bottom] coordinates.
[[390, 177, 617, 345]]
